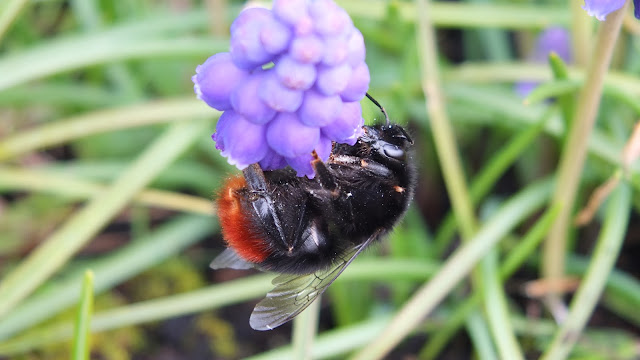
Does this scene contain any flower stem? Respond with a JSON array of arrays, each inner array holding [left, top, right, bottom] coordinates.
[[542, 3, 627, 284], [542, 181, 631, 360], [569, 0, 593, 67]]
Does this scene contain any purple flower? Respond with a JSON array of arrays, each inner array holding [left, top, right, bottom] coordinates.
[[298, 89, 343, 127], [230, 70, 276, 124], [275, 55, 317, 90], [321, 101, 364, 145], [260, 15, 292, 54], [309, 0, 352, 36], [346, 29, 366, 66], [583, 0, 628, 21], [229, 7, 274, 69], [284, 136, 332, 179], [340, 62, 370, 102], [192, 53, 249, 110], [267, 112, 319, 158], [290, 34, 325, 63], [316, 63, 352, 96], [285, 153, 316, 178], [193, 1, 370, 177], [217, 110, 270, 169], [259, 150, 288, 171], [259, 69, 304, 112], [515, 27, 572, 98]]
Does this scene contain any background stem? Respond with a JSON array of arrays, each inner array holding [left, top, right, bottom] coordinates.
[[542, 2, 627, 284]]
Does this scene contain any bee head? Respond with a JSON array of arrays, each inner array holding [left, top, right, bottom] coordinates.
[[360, 124, 413, 164]]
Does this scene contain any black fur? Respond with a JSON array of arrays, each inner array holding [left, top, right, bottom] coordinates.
[[230, 123, 416, 274]]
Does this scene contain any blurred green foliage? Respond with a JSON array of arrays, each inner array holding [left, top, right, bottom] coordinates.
[[0, 0, 639, 359]]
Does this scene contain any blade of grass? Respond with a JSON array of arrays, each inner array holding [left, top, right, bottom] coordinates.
[[0, 274, 273, 355], [567, 255, 640, 327], [349, 178, 554, 360], [443, 84, 640, 177], [466, 0, 511, 61], [524, 79, 579, 105], [340, 1, 569, 29], [42, 160, 221, 194], [388, 209, 433, 307], [0, 215, 214, 341], [548, 53, 575, 127], [0, 3, 570, 93], [72, 270, 94, 360], [599, 83, 640, 116], [0, 258, 437, 354], [415, 3, 498, 350], [542, 181, 632, 360], [511, 315, 639, 355], [466, 312, 498, 360], [249, 306, 637, 360], [0, 83, 131, 108], [70, 0, 142, 100], [445, 63, 640, 97], [0, 167, 213, 215], [420, 203, 562, 359], [423, 247, 640, 360], [0, 36, 225, 92], [416, 3, 497, 356], [481, 248, 524, 360], [292, 296, 320, 360], [0, 98, 213, 161], [0, 0, 27, 41], [247, 315, 391, 360], [328, 280, 371, 326], [0, 120, 207, 319], [433, 107, 552, 253], [524, 79, 640, 118], [416, 0, 476, 241]]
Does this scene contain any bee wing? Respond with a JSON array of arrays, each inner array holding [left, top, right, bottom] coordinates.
[[210, 248, 254, 270], [249, 231, 381, 331]]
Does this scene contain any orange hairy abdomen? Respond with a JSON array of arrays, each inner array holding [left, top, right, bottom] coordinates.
[[216, 176, 271, 263]]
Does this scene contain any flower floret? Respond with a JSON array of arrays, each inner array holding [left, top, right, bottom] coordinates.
[[582, 0, 628, 21], [193, 0, 370, 177]]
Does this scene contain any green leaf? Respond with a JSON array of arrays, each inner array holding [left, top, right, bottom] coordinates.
[[0, 120, 207, 319], [72, 270, 94, 360], [0, 215, 214, 341]]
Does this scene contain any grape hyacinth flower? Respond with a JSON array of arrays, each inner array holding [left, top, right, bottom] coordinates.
[[192, 0, 370, 178], [582, 0, 640, 21]]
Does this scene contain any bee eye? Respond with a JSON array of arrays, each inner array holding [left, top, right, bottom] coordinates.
[[393, 128, 414, 145], [383, 144, 404, 160]]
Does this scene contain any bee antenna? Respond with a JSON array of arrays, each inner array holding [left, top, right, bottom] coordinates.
[[365, 92, 390, 126]]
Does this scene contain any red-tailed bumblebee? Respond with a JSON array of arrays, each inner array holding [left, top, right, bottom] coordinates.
[[211, 94, 417, 330]]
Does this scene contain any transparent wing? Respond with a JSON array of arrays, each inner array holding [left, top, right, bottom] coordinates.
[[210, 248, 254, 270], [249, 231, 381, 331]]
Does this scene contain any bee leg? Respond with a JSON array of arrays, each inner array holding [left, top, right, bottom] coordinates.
[[311, 152, 356, 223], [242, 163, 268, 193], [241, 163, 289, 249], [311, 151, 338, 194]]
